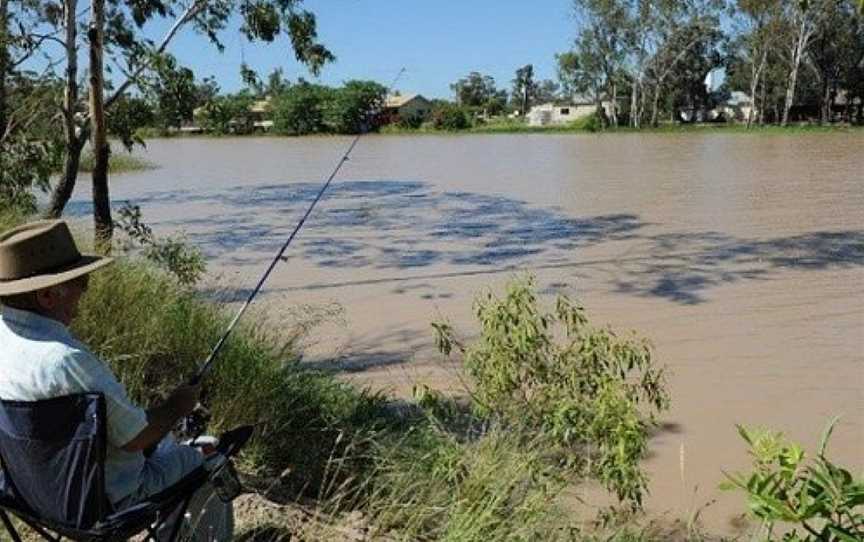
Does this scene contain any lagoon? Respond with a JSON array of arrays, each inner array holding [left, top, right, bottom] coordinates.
[[70, 132, 864, 533]]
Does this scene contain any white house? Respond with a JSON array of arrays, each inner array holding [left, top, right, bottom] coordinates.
[[527, 96, 612, 127], [711, 91, 756, 123]]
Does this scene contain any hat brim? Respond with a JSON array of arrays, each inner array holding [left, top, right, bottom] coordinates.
[[0, 255, 114, 296]]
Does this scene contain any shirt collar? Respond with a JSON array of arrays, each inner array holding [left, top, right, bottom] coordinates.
[[0, 306, 72, 339]]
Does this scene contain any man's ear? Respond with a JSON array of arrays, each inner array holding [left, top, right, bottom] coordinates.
[[34, 286, 61, 311]]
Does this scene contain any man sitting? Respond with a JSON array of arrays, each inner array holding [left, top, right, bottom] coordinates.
[[0, 220, 233, 540]]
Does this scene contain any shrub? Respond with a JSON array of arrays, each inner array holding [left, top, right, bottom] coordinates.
[[272, 83, 333, 135], [326, 80, 387, 134], [396, 113, 425, 130], [431, 104, 470, 131], [195, 94, 255, 135], [434, 276, 670, 506], [722, 419, 864, 541]]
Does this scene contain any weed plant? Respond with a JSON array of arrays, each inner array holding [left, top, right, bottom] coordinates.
[[722, 419, 864, 541], [434, 276, 670, 508]]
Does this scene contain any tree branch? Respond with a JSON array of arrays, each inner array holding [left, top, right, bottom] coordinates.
[[103, 0, 207, 110]]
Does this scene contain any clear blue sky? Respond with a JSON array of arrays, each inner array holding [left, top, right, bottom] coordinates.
[[164, 0, 577, 99]]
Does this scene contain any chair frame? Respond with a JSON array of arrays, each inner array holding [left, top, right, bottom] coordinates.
[[0, 393, 213, 542]]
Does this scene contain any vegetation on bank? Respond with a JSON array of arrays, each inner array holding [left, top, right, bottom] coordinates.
[[78, 150, 155, 174]]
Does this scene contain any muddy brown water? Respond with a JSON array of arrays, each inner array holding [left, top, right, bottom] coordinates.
[[70, 133, 863, 534]]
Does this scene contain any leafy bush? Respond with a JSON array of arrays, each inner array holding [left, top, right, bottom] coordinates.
[[722, 419, 864, 541], [396, 113, 425, 129], [272, 83, 333, 135], [195, 94, 256, 135], [325, 80, 386, 134], [431, 104, 471, 131], [434, 276, 669, 506]]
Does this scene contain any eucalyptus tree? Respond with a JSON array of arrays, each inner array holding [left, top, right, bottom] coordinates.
[[572, 0, 629, 126], [38, 0, 333, 245], [512, 64, 534, 114], [780, 0, 830, 125], [808, 0, 862, 123], [731, 0, 783, 127]]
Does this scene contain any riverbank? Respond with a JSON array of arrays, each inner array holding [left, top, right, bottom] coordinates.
[[382, 119, 864, 136], [132, 121, 864, 141]]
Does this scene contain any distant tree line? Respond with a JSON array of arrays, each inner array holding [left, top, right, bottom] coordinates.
[[557, 0, 863, 128]]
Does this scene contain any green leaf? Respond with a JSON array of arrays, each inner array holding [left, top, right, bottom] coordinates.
[[818, 416, 840, 457], [827, 526, 863, 542]]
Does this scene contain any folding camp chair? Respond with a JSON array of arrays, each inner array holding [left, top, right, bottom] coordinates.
[[0, 393, 214, 542]]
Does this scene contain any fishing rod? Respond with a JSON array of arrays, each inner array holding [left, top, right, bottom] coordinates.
[[189, 68, 407, 386]]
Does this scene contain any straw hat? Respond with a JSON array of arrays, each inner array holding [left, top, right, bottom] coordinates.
[[0, 220, 113, 296]]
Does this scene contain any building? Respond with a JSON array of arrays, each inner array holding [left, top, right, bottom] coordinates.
[[382, 94, 432, 121], [712, 91, 756, 123], [249, 98, 274, 131], [527, 96, 612, 127]]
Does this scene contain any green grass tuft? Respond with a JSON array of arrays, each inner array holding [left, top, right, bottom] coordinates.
[[78, 150, 156, 174]]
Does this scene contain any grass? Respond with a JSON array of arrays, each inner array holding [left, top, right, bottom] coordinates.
[[78, 150, 156, 173]]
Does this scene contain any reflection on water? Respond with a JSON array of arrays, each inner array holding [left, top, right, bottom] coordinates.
[[67, 133, 864, 533]]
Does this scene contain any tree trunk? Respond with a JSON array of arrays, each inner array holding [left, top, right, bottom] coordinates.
[[0, 0, 8, 142], [758, 79, 766, 125], [610, 81, 618, 127], [782, 22, 808, 127], [819, 76, 831, 124], [747, 51, 766, 129], [650, 85, 661, 127], [88, 0, 112, 249], [45, 0, 82, 219], [630, 79, 639, 128]]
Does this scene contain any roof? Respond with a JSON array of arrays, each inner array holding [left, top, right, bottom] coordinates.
[[249, 99, 272, 113], [384, 94, 429, 108]]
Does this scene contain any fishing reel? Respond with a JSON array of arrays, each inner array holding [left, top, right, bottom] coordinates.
[[177, 403, 212, 442]]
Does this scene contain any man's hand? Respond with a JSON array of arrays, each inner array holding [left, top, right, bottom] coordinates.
[[121, 383, 202, 453], [166, 383, 201, 418]]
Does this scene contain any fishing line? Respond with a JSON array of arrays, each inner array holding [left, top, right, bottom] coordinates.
[[190, 67, 407, 385]]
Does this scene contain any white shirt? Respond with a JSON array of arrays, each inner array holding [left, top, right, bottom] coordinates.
[[0, 306, 149, 504]]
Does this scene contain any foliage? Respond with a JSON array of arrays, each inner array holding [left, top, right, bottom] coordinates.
[[325, 79, 386, 134], [722, 420, 864, 541], [272, 82, 332, 135], [106, 95, 155, 150], [195, 93, 256, 135], [0, 135, 60, 213], [431, 103, 471, 130], [512, 63, 536, 113], [144, 54, 199, 130], [450, 71, 508, 114], [114, 203, 206, 286], [433, 276, 670, 507]]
